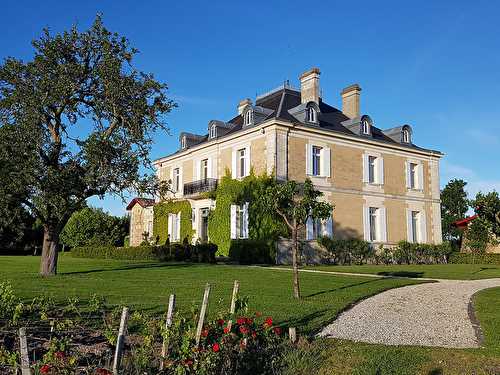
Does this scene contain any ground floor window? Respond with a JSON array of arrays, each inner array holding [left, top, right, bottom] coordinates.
[[306, 215, 333, 240], [168, 212, 181, 242], [230, 203, 248, 239], [364, 206, 387, 243]]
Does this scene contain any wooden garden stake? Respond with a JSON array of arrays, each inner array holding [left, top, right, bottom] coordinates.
[[195, 283, 211, 346], [159, 294, 176, 371], [289, 327, 297, 343], [112, 307, 129, 375], [19, 327, 31, 375], [227, 280, 240, 331]]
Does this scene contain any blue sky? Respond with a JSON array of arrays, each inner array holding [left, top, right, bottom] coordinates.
[[2, 0, 499, 216]]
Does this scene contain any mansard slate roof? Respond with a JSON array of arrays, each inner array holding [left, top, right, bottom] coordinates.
[[159, 86, 441, 160]]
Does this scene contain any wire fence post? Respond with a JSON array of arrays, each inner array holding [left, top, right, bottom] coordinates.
[[159, 294, 176, 371], [195, 283, 211, 346], [112, 307, 129, 375], [289, 327, 297, 343], [19, 327, 31, 375], [227, 280, 240, 331]]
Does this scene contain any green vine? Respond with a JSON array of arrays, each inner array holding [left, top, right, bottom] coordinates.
[[153, 200, 194, 245], [207, 170, 288, 256]]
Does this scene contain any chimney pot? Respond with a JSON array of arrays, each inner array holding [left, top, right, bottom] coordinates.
[[341, 84, 361, 119], [300, 67, 321, 104], [237, 98, 252, 115]]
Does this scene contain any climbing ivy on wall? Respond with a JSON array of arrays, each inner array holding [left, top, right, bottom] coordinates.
[[153, 200, 194, 245], [207, 170, 288, 256]]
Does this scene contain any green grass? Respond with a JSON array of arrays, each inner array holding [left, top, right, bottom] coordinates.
[[0, 255, 421, 334], [302, 263, 500, 280]]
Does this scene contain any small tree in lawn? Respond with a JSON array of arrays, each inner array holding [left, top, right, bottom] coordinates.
[[262, 178, 333, 299], [0, 16, 174, 276]]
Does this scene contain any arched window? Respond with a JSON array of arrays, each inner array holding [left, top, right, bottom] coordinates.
[[361, 119, 370, 134], [244, 109, 253, 126], [306, 106, 317, 123], [181, 136, 187, 149], [402, 128, 411, 143], [209, 125, 217, 139]]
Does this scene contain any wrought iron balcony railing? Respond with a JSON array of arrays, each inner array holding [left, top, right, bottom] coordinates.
[[183, 178, 218, 197]]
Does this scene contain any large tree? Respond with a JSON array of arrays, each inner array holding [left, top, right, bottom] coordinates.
[[262, 179, 333, 299], [0, 16, 174, 275], [440, 179, 469, 243]]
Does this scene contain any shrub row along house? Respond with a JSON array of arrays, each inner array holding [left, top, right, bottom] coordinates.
[[127, 68, 443, 258]]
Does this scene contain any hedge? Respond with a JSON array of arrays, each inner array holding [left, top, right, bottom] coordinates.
[[449, 252, 500, 265], [229, 239, 276, 264], [71, 242, 217, 263]]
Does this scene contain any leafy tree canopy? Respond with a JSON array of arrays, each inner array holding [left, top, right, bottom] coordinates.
[[440, 179, 469, 242], [60, 207, 129, 248], [471, 191, 500, 237], [0, 15, 174, 275]]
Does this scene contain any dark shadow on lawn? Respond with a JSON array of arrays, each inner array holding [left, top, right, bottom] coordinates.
[[377, 271, 424, 278], [427, 368, 443, 375], [304, 278, 380, 298], [472, 267, 497, 275], [60, 262, 196, 275], [278, 309, 329, 333]]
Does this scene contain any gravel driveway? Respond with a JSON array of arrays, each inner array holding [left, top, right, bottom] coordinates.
[[318, 278, 500, 348]]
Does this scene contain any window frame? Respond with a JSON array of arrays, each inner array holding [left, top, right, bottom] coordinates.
[[201, 159, 208, 180], [244, 110, 253, 126], [238, 148, 246, 178], [369, 207, 378, 242], [409, 162, 417, 189], [173, 168, 180, 192], [411, 211, 419, 243], [402, 129, 411, 143], [306, 106, 317, 123], [209, 125, 217, 139], [368, 155, 377, 184], [362, 119, 370, 134], [181, 136, 187, 149], [312, 146, 322, 176]]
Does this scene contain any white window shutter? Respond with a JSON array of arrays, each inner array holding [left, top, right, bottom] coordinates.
[[207, 157, 213, 179], [379, 207, 387, 243], [363, 206, 370, 241], [306, 217, 313, 240], [305, 144, 312, 175], [245, 146, 251, 177], [362, 154, 369, 183], [321, 147, 331, 177], [420, 212, 427, 243], [168, 214, 173, 239], [405, 161, 411, 188], [230, 205, 237, 239], [406, 210, 413, 243], [176, 212, 181, 241], [378, 157, 384, 185], [179, 168, 183, 195], [418, 163, 424, 190], [231, 150, 237, 178], [243, 202, 249, 239]]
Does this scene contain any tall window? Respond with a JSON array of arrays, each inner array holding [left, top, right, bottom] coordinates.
[[238, 148, 246, 177], [236, 205, 245, 238], [181, 136, 187, 149], [169, 213, 180, 242], [369, 207, 378, 242], [231, 203, 248, 239], [306, 106, 317, 123], [402, 129, 411, 143], [209, 125, 217, 139], [173, 168, 180, 192], [244, 110, 253, 126], [411, 211, 419, 243], [368, 156, 377, 183], [312, 146, 322, 176], [409, 163, 417, 189], [201, 159, 208, 180], [362, 119, 370, 134]]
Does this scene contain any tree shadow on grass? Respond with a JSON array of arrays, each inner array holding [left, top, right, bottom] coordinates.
[[303, 278, 381, 298], [278, 309, 329, 333], [60, 262, 196, 275], [377, 271, 424, 278]]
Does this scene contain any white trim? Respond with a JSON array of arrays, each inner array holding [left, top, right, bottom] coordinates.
[[306, 144, 312, 175], [321, 147, 331, 177]]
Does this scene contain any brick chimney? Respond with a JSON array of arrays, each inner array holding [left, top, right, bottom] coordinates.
[[237, 98, 252, 115], [300, 68, 321, 104], [341, 84, 361, 119]]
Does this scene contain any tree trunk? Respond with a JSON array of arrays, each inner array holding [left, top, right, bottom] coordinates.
[[40, 225, 61, 276], [291, 227, 301, 299]]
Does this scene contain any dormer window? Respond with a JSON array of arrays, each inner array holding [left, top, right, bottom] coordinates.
[[244, 109, 253, 126], [402, 128, 411, 143], [181, 136, 187, 149], [362, 119, 370, 134], [306, 106, 317, 123], [209, 125, 217, 139]]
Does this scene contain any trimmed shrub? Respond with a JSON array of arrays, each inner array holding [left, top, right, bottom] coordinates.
[[229, 239, 276, 264], [191, 242, 217, 263], [317, 237, 372, 265], [449, 252, 500, 265]]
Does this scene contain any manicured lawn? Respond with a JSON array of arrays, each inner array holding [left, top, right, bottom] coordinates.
[[302, 263, 500, 280], [0, 255, 422, 334]]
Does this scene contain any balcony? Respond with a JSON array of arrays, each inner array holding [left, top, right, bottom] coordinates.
[[183, 178, 218, 198]]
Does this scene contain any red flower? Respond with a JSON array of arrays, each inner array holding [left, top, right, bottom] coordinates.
[[223, 326, 230, 334], [217, 319, 225, 326], [40, 364, 51, 374], [55, 351, 65, 359], [251, 331, 257, 338], [265, 317, 273, 326], [273, 327, 282, 335], [237, 317, 246, 325], [246, 318, 254, 325], [201, 329, 209, 337], [239, 326, 249, 335], [212, 343, 220, 352], [96, 369, 112, 375]]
